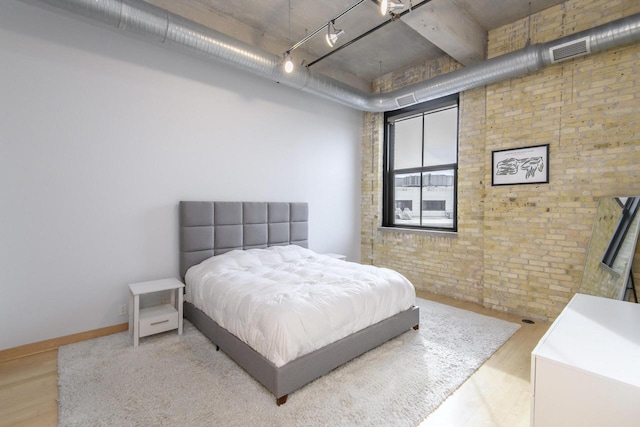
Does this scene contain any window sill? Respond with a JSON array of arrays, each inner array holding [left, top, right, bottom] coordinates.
[[378, 226, 458, 238]]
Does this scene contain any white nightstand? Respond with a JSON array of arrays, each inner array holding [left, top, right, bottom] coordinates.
[[128, 278, 185, 347], [324, 253, 347, 261]]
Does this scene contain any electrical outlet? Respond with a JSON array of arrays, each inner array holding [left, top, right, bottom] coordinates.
[[119, 304, 127, 316]]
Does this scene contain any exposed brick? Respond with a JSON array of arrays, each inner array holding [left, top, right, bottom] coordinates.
[[361, 0, 640, 321]]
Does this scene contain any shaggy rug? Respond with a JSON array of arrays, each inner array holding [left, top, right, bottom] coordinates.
[[58, 298, 520, 426]]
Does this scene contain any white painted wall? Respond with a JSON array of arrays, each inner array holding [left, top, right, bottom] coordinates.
[[0, 1, 362, 350]]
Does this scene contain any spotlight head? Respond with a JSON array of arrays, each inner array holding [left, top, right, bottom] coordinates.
[[284, 59, 294, 73], [326, 28, 345, 48], [381, 0, 404, 15], [283, 52, 294, 73]]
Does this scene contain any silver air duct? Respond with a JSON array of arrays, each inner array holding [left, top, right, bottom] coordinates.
[[24, 0, 640, 112]]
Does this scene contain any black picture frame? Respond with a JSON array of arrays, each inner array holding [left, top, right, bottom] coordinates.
[[492, 144, 549, 186]]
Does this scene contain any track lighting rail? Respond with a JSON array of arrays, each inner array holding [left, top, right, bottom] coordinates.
[[284, 0, 367, 56], [282, 0, 427, 73], [308, 0, 431, 69]]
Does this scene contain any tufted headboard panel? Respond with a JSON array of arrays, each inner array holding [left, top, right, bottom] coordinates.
[[179, 201, 309, 279]]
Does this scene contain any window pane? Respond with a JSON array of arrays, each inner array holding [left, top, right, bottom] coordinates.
[[394, 172, 421, 226], [423, 107, 458, 167], [394, 115, 422, 169], [422, 170, 454, 229]]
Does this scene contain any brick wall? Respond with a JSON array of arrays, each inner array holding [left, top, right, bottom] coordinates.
[[361, 0, 640, 321]]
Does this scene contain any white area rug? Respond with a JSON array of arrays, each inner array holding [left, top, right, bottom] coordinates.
[[58, 298, 520, 426]]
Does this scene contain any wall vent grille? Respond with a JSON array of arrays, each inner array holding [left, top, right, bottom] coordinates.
[[396, 93, 417, 107], [549, 37, 591, 63]]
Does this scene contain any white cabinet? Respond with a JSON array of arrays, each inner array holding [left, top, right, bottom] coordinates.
[[530, 293, 640, 427], [129, 278, 184, 347]]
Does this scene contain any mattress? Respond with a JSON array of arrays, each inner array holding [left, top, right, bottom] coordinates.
[[185, 245, 416, 367]]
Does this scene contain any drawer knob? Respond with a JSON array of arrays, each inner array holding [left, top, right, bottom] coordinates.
[[150, 319, 169, 326]]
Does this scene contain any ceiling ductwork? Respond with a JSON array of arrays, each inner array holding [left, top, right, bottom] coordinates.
[[24, 0, 640, 112]]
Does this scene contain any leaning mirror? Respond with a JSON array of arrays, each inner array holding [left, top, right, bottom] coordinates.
[[580, 196, 640, 301]]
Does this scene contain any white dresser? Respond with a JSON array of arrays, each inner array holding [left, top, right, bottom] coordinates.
[[530, 293, 640, 427]]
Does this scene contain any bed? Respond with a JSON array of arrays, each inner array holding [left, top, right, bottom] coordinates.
[[179, 201, 420, 405]]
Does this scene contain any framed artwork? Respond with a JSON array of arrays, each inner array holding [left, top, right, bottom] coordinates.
[[492, 144, 549, 186]]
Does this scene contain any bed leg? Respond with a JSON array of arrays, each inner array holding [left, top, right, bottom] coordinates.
[[276, 395, 288, 406], [413, 324, 419, 330], [216, 345, 220, 351]]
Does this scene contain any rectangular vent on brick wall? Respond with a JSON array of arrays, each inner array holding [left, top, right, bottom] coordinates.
[[396, 93, 417, 108], [549, 37, 591, 63]]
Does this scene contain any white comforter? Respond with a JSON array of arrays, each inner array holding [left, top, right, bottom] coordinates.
[[185, 245, 416, 367]]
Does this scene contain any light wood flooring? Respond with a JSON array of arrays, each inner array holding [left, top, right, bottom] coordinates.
[[0, 291, 549, 427], [0, 350, 57, 427], [416, 291, 549, 427]]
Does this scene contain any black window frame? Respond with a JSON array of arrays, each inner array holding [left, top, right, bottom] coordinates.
[[602, 197, 640, 267], [382, 94, 459, 232]]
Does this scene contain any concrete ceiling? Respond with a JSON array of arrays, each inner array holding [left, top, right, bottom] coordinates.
[[145, 0, 566, 92]]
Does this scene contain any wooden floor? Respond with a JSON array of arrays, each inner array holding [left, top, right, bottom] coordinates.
[[0, 350, 57, 427], [0, 291, 549, 427], [417, 291, 549, 427]]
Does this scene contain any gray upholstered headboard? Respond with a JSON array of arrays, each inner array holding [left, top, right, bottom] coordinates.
[[179, 201, 309, 279]]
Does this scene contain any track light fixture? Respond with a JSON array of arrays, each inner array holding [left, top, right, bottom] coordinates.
[[283, 51, 294, 73], [380, 0, 405, 15], [281, 0, 366, 66], [326, 21, 345, 48]]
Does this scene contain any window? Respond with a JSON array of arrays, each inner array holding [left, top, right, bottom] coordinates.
[[383, 95, 459, 231], [422, 200, 445, 211]]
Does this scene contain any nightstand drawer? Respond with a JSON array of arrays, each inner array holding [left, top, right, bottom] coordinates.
[[139, 304, 179, 337]]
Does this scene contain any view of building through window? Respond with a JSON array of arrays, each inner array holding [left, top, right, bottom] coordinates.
[[393, 170, 455, 228]]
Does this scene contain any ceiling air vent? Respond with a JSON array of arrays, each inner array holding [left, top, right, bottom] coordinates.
[[396, 93, 417, 108], [549, 37, 591, 63]]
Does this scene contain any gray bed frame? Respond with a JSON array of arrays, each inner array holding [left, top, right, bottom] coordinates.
[[179, 201, 420, 405]]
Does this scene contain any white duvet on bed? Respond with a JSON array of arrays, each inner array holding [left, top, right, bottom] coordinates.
[[185, 245, 416, 367]]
